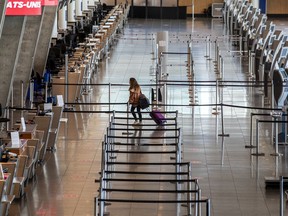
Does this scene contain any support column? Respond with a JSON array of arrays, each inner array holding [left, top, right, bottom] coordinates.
[[83, 0, 88, 11], [52, 13, 58, 38], [68, 0, 76, 22], [58, 2, 67, 30], [75, 0, 82, 16]]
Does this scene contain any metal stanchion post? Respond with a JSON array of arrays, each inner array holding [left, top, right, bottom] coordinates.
[[248, 50, 251, 76], [280, 176, 284, 216], [29, 79, 34, 108], [164, 83, 167, 112], [219, 54, 223, 75], [11, 85, 14, 129], [95, 197, 98, 216], [215, 44, 220, 73], [251, 119, 265, 156], [207, 38, 212, 60], [151, 34, 154, 57], [122, 103, 133, 136], [64, 54, 69, 109], [221, 56, 224, 80], [212, 80, 220, 115], [108, 83, 111, 113], [198, 188, 202, 216], [239, 36, 242, 54], [194, 178, 199, 216], [271, 116, 283, 156], [256, 119, 259, 154], [246, 113, 256, 148], [205, 36, 209, 58], [187, 162, 192, 216], [271, 80, 274, 110], [251, 52, 255, 78], [214, 40, 217, 62], [218, 104, 230, 137], [207, 199, 211, 216]]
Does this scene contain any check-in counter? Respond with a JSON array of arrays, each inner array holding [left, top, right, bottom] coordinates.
[[6, 139, 27, 156], [33, 115, 53, 162], [0, 173, 14, 216], [13, 124, 37, 140], [47, 106, 63, 151], [52, 71, 81, 103]]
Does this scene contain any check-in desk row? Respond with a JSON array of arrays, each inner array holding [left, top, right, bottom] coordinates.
[[0, 105, 64, 215], [85, 4, 129, 58], [50, 5, 130, 106]]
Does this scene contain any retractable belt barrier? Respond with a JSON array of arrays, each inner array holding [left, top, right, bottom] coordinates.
[[94, 111, 211, 216]]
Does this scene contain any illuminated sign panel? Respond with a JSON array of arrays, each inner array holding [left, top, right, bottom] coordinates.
[[42, 0, 58, 6], [6, 0, 42, 15]]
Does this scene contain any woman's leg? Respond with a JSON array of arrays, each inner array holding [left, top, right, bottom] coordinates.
[[130, 106, 137, 121], [136, 106, 142, 122]]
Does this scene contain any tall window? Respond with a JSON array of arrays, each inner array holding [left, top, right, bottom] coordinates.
[[134, 0, 146, 6], [147, 0, 160, 6], [162, 0, 177, 7]]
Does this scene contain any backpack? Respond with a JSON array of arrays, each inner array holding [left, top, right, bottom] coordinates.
[[138, 94, 150, 109]]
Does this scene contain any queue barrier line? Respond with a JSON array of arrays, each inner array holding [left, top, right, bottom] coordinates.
[[106, 135, 179, 140], [109, 127, 180, 131], [105, 150, 177, 154], [106, 161, 189, 166], [104, 171, 189, 175], [8, 103, 282, 112], [102, 188, 197, 193], [95, 198, 211, 215], [110, 142, 178, 146]]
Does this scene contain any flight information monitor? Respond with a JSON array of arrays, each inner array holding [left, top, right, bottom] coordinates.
[[280, 47, 288, 59]]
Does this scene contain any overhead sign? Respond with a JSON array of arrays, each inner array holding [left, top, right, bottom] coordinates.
[[6, 0, 42, 15], [42, 0, 58, 6]]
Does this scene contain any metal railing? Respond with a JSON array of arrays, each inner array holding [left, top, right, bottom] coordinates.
[[95, 111, 210, 216]]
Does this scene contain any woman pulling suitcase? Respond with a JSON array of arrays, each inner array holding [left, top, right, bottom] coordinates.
[[128, 77, 142, 125]]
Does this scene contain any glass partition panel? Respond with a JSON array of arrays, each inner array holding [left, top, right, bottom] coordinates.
[[134, 0, 146, 6], [147, 0, 160, 6], [162, 0, 177, 7]]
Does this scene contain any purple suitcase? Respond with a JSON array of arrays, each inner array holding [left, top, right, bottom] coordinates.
[[150, 110, 167, 126]]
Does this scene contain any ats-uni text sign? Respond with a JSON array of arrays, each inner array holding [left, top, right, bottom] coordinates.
[[6, 0, 58, 16]]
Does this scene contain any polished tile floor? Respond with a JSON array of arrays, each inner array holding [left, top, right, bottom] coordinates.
[[9, 17, 288, 216]]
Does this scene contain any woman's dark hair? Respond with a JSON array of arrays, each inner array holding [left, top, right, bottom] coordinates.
[[129, 77, 139, 90]]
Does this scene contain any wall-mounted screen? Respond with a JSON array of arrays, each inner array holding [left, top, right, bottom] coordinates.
[[270, 24, 275, 32], [269, 35, 276, 45], [280, 48, 288, 58]]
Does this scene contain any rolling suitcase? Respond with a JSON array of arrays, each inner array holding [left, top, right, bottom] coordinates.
[[150, 110, 166, 126]]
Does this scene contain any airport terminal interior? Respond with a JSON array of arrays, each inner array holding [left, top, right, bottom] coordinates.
[[0, 0, 288, 215]]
